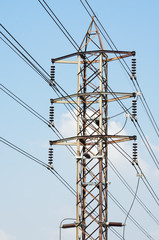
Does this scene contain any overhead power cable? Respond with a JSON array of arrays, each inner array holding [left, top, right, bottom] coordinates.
[[1, 24, 158, 210], [109, 227, 123, 240], [1, 79, 158, 226], [110, 140, 159, 205], [3, 1, 157, 177], [2, 23, 159, 208], [0, 27, 79, 127], [1, 11, 159, 240], [38, 0, 79, 51], [0, 136, 76, 196], [122, 175, 141, 239], [108, 191, 156, 240], [0, 24, 141, 132], [93, 130, 159, 207], [0, 137, 125, 240], [108, 159, 159, 225], [0, 136, 47, 169], [0, 83, 48, 125], [0, 136, 156, 240], [0, 82, 76, 156], [0, 26, 79, 120], [0, 32, 50, 85], [113, 117, 128, 135], [107, 81, 159, 171], [1, 24, 50, 78]]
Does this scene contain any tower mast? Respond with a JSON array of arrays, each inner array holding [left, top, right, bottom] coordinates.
[[50, 18, 136, 240]]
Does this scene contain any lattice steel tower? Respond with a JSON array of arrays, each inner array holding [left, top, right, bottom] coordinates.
[[50, 18, 136, 240]]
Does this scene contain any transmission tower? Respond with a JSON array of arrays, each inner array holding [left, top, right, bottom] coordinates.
[[50, 18, 136, 240]]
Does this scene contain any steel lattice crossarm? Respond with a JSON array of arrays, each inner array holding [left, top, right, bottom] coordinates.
[[50, 91, 136, 104], [50, 18, 137, 240], [50, 135, 136, 146], [51, 49, 135, 64]]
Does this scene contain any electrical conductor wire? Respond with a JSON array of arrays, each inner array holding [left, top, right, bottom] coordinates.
[[122, 175, 141, 239]]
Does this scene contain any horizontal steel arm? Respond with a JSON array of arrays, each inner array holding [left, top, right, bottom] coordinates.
[[52, 50, 135, 62], [50, 135, 136, 145], [50, 92, 136, 104]]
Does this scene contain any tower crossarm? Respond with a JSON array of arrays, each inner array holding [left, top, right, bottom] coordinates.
[[50, 92, 136, 104], [50, 135, 136, 146]]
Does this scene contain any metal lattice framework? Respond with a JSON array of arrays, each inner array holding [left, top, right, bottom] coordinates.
[[50, 18, 136, 240]]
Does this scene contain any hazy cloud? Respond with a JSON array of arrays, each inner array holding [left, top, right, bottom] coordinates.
[[0, 230, 15, 240]]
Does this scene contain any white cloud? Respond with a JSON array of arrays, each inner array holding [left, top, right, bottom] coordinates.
[[0, 230, 15, 240], [58, 111, 76, 137], [152, 143, 159, 152], [58, 111, 127, 138], [109, 120, 127, 135], [151, 229, 159, 240]]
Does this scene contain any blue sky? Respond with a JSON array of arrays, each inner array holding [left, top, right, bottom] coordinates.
[[0, 1, 159, 240]]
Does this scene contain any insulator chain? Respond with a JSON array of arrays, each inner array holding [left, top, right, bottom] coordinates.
[[50, 65, 55, 86], [132, 99, 137, 120], [48, 147, 53, 168], [132, 142, 138, 165], [131, 58, 136, 77], [49, 105, 54, 125]]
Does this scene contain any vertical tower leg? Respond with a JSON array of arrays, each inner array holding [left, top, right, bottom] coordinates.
[[76, 55, 81, 240]]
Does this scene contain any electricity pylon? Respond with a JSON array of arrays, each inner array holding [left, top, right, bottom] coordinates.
[[50, 18, 136, 240]]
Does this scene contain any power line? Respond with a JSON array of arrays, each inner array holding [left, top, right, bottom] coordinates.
[[1, 28, 80, 121], [1, 24, 159, 218], [107, 81, 159, 171], [110, 140, 159, 205], [0, 32, 50, 85], [0, 136, 76, 196], [2, 25, 158, 214], [108, 159, 159, 225], [108, 191, 156, 240], [1, 24, 50, 78], [1, 79, 158, 226], [7, 0, 157, 177], [38, 0, 79, 51], [0, 83, 48, 125], [1, 23, 133, 128], [109, 228, 123, 240], [2, 23, 159, 211], [113, 117, 128, 136], [0, 29, 79, 127], [80, 0, 159, 138], [0, 136, 47, 169], [0, 82, 76, 156], [122, 175, 141, 239], [0, 136, 156, 240], [1, 7, 159, 238]]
